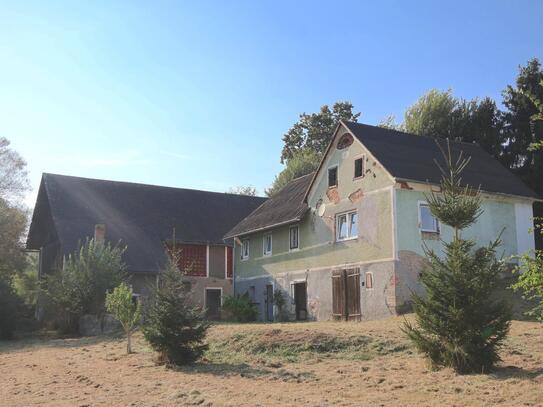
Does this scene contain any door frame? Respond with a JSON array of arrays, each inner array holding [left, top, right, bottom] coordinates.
[[204, 287, 223, 319], [292, 281, 308, 321]]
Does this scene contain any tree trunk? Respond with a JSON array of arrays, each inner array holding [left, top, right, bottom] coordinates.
[[127, 330, 132, 354]]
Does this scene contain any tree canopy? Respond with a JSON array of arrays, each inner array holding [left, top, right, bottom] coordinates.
[[280, 101, 360, 163], [0, 137, 29, 280], [269, 101, 360, 196]]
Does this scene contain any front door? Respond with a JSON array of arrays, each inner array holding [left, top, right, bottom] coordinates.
[[265, 284, 274, 322], [294, 282, 307, 320], [205, 288, 222, 320]]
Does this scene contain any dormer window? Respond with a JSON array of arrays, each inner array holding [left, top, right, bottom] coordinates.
[[328, 166, 338, 188]]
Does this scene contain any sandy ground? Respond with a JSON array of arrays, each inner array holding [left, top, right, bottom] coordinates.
[[1, 317, 542, 407]]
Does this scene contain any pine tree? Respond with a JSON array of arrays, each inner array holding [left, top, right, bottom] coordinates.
[[403, 141, 511, 374], [142, 251, 209, 365]]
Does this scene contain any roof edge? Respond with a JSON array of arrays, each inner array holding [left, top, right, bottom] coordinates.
[[224, 211, 308, 239], [395, 177, 542, 202]]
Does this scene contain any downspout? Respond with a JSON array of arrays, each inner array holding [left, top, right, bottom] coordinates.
[[232, 241, 236, 295]]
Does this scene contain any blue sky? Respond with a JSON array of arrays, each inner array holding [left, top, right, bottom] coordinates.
[[1, 1, 542, 206]]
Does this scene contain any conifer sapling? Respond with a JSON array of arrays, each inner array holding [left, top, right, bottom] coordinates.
[[402, 141, 511, 374]]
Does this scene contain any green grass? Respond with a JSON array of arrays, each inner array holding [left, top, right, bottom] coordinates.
[[205, 328, 410, 364]]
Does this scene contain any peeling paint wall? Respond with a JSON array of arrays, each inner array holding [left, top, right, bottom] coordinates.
[[234, 124, 397, 321]]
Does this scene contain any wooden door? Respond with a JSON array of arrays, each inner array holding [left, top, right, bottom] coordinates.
[[332, 268, 361, 321], [346, 269, 361, 320]]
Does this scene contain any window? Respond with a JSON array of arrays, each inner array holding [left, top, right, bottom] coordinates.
[[336, 210, 358, 241], [289, 225, 300, 251], [354, 157, 364, 178], [263, 233, 272, 256], [241, 239, 250, 260], [328, 166, 338, 188], [419, 202, 439, 233], [365, 272, 373, 289]]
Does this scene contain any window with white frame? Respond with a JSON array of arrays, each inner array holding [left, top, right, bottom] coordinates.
[[289, 225, 300, 250], [241, 239, 250, 260], [419, 202, 439, 233], [263, 233, 272, 256], [336, 210, 358, 241]]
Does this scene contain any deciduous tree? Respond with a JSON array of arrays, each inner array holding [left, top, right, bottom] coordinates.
[[106, 283, 141, 354], [280, 101, 360, 163]]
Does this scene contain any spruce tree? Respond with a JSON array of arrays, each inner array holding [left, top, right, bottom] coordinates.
[[142, 251, 209, 365], [403, 141, 511, 374]]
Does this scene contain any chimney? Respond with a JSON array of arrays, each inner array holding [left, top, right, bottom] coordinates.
[[94, 224, 106, 243]]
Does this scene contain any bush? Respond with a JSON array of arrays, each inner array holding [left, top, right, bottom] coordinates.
[[0, 278, 19, 339], [273, 288, 286, 321], [142, 253, 209, 365], [42, 238, 127, 334], [223, 294, 259, 322], [106, 283, 141, 354], [511, 219, 543, 321]]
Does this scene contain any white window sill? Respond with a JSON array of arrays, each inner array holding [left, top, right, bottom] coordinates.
[[289, 247, 300, 253], [336, 236, 358, 243]]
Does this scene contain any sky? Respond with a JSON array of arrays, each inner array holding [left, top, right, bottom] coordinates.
[[1, 0, 542, 207]]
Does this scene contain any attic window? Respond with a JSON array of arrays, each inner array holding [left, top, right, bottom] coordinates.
[[354, 157, 365, 178], [328, 166, 338, 188]]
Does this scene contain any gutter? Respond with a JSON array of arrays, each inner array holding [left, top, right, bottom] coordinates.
[[395, 177, 543, 203]]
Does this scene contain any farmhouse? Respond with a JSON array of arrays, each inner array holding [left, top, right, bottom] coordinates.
[[26, 122, 540, 322], [225, 121, 539, 322], [26, 173, 266, 318]]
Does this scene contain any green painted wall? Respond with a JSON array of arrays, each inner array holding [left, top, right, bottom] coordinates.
[[395, 189, 518, 257], [235, 124, 395, 279]]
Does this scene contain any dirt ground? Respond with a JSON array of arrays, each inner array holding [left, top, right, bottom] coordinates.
[[1, 317, 542, 406]]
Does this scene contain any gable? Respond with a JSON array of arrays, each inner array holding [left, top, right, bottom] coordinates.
[[306, 123, 395, 208], [343, 122, 539, 200]]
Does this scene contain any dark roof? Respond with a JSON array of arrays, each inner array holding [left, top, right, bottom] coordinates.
[[27, 174, 267, 273], [224, 173, 313, 238], [343, 121, 539, 199]]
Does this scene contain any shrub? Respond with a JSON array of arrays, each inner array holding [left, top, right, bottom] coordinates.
[[223, 293, 259, 322], [511, 219, 543, 321], [0, 278, 19, 339], [273, 288, 286, 321], [142, 253, 209, 365], [106, 283, 141, 354], [42, 238, 127, 334]]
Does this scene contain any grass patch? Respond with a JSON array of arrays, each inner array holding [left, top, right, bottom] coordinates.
[[206, 327, 410, 364]]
